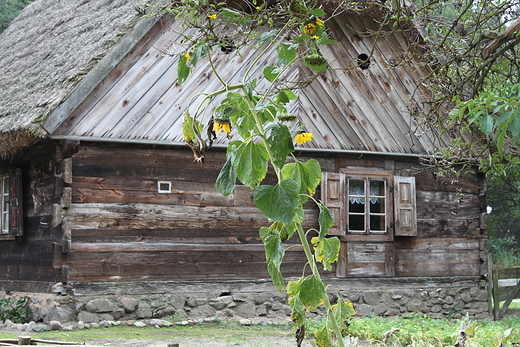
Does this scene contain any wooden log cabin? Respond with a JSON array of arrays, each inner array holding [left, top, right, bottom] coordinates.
[[0, 0, 489, 319]]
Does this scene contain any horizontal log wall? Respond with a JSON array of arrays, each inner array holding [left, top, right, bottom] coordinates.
[[66, 144, 319, 281], [63, 144, 486, 282], [0, 144, 63, 284]]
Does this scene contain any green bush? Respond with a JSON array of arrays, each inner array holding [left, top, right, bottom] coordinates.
[[0, 296, 31, 323], [306, 314, 520, 346], [488, 236, 520, 269]]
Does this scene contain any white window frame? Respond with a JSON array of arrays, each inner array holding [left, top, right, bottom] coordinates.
[[1, 173, 9, 235]]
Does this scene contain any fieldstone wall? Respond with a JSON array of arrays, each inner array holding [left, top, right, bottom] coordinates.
[[1, 277, 490, 324]]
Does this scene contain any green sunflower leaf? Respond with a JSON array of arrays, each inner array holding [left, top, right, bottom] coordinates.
[[317, 202, 334, 239], [177, 54, 190, 84], [253, 178, 299, 224], [234, 141, 269, 189], [311, 236, 340, 271], [281, 159, 321, 204], [268, 261, 284, 291], [215, 148, 237, 196], [267, 123, 294, 169], [299, 275, 326, 311]]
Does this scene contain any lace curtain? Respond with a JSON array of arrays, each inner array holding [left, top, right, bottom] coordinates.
[[349, 180, 383, 204]]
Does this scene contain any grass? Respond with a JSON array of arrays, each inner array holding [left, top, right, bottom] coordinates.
[[502, 299, 520, 310], [347, 315, 520, 346], [1, 320, 294, 345], [2, 315, 519, 346]]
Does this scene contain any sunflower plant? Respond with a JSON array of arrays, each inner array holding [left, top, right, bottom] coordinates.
[[163, 0, 354, 346]]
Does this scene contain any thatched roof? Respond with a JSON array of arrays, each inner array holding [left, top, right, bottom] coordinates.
[[0, 0, 155, 157]]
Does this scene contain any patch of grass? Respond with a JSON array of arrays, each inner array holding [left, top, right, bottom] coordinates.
[[502, 299, 520, 310], [346, 315, 520, 346], [23, 320, 293, 345], [3, 316, 519, 346]]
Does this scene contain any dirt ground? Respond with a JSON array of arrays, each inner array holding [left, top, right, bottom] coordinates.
[[0, 324, 371, 347]]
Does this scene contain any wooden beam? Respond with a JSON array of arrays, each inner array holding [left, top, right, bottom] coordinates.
[[482, 19, 520, 59]]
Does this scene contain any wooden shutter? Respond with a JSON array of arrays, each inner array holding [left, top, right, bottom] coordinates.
[[321, 172, 345, 235], [393, 176, 416, 236], [9, 169, 23, 237]]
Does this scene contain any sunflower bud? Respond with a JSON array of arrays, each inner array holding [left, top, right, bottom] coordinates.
[[304, 53, 328, 72]]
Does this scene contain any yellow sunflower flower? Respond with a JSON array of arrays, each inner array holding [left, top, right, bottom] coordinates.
[[303, 23, 317, 35], [316, 18, 324, 26], [184, 52, 191, 62], [312, 35, 320, 41], [214, 121, 231, 134], [208, 14, 218, 20], [295, 132, 313, 145]]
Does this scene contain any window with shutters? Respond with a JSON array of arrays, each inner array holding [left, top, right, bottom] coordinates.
[[0, 169, 23, 240], [322, 169, 417, 277]]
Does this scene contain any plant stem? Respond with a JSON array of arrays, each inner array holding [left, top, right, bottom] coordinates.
[[295, 222, 346, 347]]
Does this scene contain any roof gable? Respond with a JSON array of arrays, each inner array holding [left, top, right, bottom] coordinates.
[[0, 0, 451, 157], [50, 13, 448, 155]]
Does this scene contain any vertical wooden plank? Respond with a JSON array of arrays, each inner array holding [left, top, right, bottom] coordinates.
[[487, 254, 494, 318], [61, 158, 72, 184], [385, 241, 395, 277], [9, 168, 23, 237], [62, 220, 71, 254], [336, 242, 347, 278], [61, 265, 70, 283], [61, 187, 72, 209], [52, 204, 64, 227], [492, 266, 500, 320], [321, 172, 345, 235], [394, 176, 417, 236]]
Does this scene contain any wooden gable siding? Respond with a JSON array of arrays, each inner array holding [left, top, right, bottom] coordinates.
[[53, 15, 450, 155]]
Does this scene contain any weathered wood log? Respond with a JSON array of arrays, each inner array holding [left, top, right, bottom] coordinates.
[[18, 336, 31, 345]]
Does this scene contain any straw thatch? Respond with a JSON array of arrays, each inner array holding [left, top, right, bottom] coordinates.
[[0, 0, 153, 157]]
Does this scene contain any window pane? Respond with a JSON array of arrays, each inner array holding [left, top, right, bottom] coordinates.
[[370, 198, 385, 213], [349, 179, 365, 196], [2, 214, 8, 233], [370, 215, 385, 232], [369, 180, 385, 196], [349, 197, 365, 213], [349, 214, 365, 232]]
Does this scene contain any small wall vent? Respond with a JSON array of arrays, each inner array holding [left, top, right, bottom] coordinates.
[[157, 181, 172, 194]]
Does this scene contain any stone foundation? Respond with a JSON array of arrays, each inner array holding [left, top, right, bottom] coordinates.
[[1, 277, 490, 324]]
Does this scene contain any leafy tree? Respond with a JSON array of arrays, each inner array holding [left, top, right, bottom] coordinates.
[[402, 0, 520, 178], [487, 167, 520, 267], [0, 0, 35, 34]]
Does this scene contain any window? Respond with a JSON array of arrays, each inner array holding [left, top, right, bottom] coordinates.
[[322, 169, 417, 277], [347, 175, 389, 234], [0, 169, 23, 239], [1, 173, 9, 235]]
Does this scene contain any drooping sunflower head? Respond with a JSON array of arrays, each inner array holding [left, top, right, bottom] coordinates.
[[304, 53, 328, 72], [213, 117, 232, 134], [302, 22, 317, 35], [295, 131, 313, 145]]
